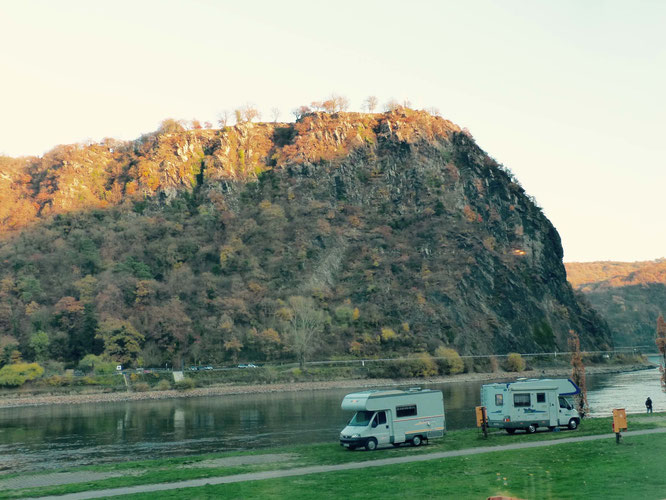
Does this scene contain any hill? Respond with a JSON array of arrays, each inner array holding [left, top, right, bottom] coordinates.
[[0, 109, 612, 369], [565, 259, 666, 347]]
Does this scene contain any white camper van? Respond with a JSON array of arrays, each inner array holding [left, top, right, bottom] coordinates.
[[339, 388, 445, 451], [480, 378, 581, 434]]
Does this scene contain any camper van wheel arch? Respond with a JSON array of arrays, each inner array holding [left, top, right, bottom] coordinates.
[[526, 424, 537, 434], [411, 435, 422, 447], [365, 438, 378, 451], [568, 418, 579, 430]]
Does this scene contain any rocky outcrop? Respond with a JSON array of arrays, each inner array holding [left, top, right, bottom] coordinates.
[[0, 109, 612, 362]]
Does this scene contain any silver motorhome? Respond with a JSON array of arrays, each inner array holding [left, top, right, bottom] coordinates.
[[481, 378, 581, 434], [339, 388, 445, 451]]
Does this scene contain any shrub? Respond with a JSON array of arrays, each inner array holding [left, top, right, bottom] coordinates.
[[0, 362, 44, 387], [409, 353, 438, 377], [133, 382, 150, 392], [156, 379, 172, 391], [507, 352, 525, 372], [175, 377, 196, 390], [434, 347, 464, 375]]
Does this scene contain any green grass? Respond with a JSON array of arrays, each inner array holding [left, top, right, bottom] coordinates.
[[2, 413, 665, 499], [122, 432, 666, 499]]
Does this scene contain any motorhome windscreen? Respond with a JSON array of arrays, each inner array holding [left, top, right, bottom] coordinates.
[[349, 411, 374, 426]]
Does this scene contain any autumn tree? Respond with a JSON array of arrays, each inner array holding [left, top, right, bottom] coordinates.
[[506, 352, 525, 372], [656, 315, 666, 389], [96, 319, 144, 366], [284, 296, 328, 368], [270, 107, 281, 123], [158, 119, 185, 134], [568, 330, 589, 415], [434, 346, 464, 374]]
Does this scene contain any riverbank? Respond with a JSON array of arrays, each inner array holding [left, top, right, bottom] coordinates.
[[0, 363, 652, 409], [2, 412, 665, 499]]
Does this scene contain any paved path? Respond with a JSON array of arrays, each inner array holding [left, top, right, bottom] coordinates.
[[28, 428, 666, 500]]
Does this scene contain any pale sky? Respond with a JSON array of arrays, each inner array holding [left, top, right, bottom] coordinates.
[[1, 1, 665, 262]]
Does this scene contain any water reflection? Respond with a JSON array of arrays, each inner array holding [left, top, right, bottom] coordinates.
[[0, 368, 662, 475]]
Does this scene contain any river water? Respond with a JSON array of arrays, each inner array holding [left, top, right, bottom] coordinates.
[[0, 366, 663, 475]]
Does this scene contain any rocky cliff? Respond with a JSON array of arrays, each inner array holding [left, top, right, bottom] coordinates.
[[566, 259, 666, 347], [0, 109, 612, 366]]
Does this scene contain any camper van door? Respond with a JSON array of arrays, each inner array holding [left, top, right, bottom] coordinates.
[[371, 410, 391, 445]]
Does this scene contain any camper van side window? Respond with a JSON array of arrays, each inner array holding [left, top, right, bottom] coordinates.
[[495, 394, 503, 406], [396, 405, 417, 417], [537, 393, 546, 403], [513, 393, 531, 407]]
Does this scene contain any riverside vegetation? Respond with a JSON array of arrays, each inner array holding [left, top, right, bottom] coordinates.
[[2, 412, 664, 499], [0, 107, 612, 390]]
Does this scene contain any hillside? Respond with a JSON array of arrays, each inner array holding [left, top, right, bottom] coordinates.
[[0, 109, 612, 369], [566, 260, 666, 347]]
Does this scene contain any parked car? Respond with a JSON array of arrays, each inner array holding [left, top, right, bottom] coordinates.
[[202, 365, 214, 370], [237, 363, 258, 368]]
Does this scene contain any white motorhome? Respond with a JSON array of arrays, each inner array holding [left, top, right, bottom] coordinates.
[[339, 388, 445, 451], [480, 378, 581, 434]]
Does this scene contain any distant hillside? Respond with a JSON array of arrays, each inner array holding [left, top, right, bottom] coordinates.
[[566, 260, 666, 347], [0, 109, 612, 369]]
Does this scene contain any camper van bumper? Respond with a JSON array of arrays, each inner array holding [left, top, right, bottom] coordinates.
[[339, 437, 369, 448]]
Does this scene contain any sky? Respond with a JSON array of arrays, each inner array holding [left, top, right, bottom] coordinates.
[[1, 0, 665, 262]]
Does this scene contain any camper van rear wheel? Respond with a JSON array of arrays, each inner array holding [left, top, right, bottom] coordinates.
[[526, 424, 537, 434], [568, 418, 579, 430], [365, 438, 378, 451], [412, 435, 422, 447]]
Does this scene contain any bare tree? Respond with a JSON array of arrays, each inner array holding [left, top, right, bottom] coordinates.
[[657, 315, 666, 389], [284, 296, 328, 368], [568, 330, 589, 415], [333, 94, 350, 111], [241, 103, 261, 123], [384, 99, 401, 112], [217, 110, 230, 128], [270, 107, 280, 123], [364, 96, 378, 112], [292, 105, 311, 120]]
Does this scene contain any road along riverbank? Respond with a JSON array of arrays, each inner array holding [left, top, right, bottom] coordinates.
[[0, 363, 650, 409]]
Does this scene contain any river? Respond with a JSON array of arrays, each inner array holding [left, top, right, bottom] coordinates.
[[0, 366, 663, 475]]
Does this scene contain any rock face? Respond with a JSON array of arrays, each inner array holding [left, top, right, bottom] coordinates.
[[566, 259, 666, 347], [0, 110, 612, 364]]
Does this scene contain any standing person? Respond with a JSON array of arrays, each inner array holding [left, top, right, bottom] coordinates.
[[645, 397, 653, 414]]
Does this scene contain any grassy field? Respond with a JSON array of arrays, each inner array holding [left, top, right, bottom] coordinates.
[[126, 432, 666, 500], [2, 413, 665, 499]]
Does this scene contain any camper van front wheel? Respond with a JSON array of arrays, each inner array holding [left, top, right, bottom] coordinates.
[[411, 435, 422, 447], [568, 418, 579, 430], [526, 424, 537, 434], [365, 438, 378, 451]]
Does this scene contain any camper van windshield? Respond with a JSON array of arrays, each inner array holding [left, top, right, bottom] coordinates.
[[349, 411, 374, 426]]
